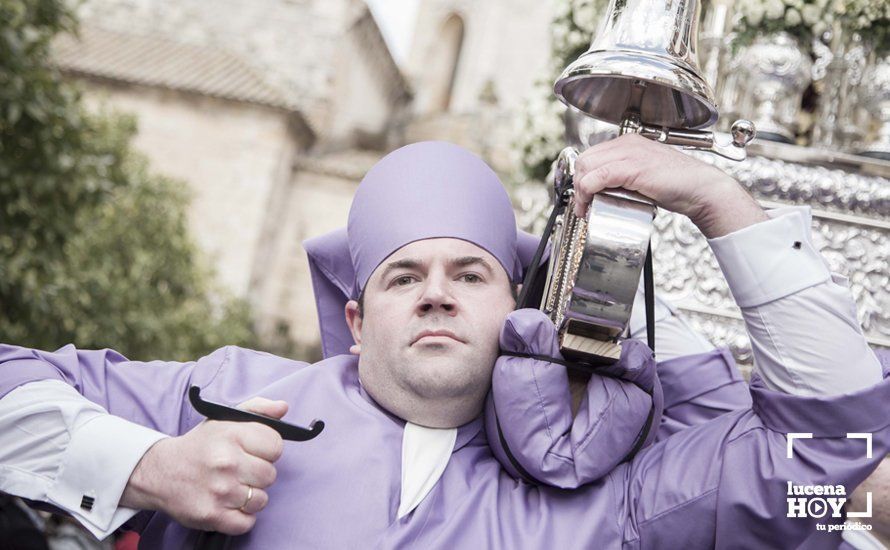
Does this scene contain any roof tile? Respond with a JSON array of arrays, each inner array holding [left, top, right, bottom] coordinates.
[[52, 26, 299, 114]]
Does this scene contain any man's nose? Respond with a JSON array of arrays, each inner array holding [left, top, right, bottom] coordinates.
[[417, 276, 457, 315]]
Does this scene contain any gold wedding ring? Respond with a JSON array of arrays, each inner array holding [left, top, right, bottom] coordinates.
[[238, 485, 254, 512]]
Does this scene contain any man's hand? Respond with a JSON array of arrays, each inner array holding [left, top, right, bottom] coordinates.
[[572, 134, 768, 238], [120, 397, 287, 535]]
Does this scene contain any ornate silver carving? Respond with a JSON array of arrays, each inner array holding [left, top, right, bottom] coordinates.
[[859, 55, 890, 159], [811, 37, 833, 82], [737, 32, 813, 143], [698, 151, 890, 219], [811, 31, 870, 151], [839, 35, 869, 149]]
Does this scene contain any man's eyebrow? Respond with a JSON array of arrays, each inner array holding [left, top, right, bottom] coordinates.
[[378, 256, 494, 281], [450, 256, 494, 273]]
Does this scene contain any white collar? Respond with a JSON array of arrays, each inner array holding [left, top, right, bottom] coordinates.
[[397, 421, 457, 519]]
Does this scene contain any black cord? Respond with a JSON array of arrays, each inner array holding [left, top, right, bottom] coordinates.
[[516, 200, 563, 310], [643, 243, 655, 354], [194, 531, 232, 550]]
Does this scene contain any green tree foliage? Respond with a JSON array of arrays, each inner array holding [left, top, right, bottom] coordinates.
[[0, 0, 258, 360]]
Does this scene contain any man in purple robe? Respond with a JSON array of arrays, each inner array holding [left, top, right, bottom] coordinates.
[[0, 138, 887, 549]]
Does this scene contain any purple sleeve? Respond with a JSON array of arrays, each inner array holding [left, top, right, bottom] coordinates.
[[484, 309, 662, 488], [655, 347, 752, 440], [617, 357, 890, 549], [0, 343, 229, 435]]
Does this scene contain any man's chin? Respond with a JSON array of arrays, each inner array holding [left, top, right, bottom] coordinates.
[[409, 370, 492, 406], [396, 383, 487, 428]]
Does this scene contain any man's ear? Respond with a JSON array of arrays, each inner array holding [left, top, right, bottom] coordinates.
[[344, 300, 362, 355]]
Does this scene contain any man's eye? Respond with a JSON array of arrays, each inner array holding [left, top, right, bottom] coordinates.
[[460, 273, 483, 283], [394, 275, 417, 286]]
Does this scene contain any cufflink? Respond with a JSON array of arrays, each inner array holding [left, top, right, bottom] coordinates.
[[80, 494, 95, 512]]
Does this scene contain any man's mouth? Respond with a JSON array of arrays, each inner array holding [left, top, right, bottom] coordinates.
[[411, 330, 465, 345]]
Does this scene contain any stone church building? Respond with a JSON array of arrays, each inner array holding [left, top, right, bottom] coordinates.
[[53, 0, 555, 357]]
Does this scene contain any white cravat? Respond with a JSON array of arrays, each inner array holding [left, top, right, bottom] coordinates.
[[397, 422, 457, 519]]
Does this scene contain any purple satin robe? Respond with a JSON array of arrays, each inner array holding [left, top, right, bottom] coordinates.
[[485, 309, 753, 488], [485, 308, 663, 487], [1, 340, 889, 549]]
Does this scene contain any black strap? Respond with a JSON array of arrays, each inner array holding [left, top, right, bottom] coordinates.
[[622, 381, 655, 462], [643, 243, 655, 353], [516, 200, 563, 310], [622, 242, 657, 461], [493, 408, 544, 484], [499, 351, 625, 378], [194, 531, 232, 550]]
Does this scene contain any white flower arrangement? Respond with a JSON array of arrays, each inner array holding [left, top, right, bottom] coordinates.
[[842, 0, 890, 53], [513, 79, 567, 182], [735, 0, 890, 53], [734, 0, 833, 49]]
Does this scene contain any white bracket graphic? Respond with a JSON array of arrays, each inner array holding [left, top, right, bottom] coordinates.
[[846, 433, 873, 459], [787, 433, 813, 459], [848, 491, 873, 518]]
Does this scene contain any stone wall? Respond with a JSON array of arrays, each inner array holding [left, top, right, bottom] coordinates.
[[77, 81, 301, 298], [253, 151, 384, 354]]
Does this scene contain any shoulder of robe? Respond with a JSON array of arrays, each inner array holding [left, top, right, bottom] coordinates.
[[192, 346, 312, 386], [218, 346, 312, 369], [189, 349, 357, 409], [206, 347, 357, 381]]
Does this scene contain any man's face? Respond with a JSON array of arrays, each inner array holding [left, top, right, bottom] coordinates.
[[345, 238, 516, 428]]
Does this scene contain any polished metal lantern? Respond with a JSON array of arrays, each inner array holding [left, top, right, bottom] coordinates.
[[542, 0, 755, 364]]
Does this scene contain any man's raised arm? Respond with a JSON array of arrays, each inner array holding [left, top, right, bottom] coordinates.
[[572, 134, 883, 394]]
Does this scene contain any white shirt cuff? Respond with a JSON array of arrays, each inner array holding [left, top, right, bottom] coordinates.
[[45, 414, 168, 539], [707, 206, 831, 308]]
